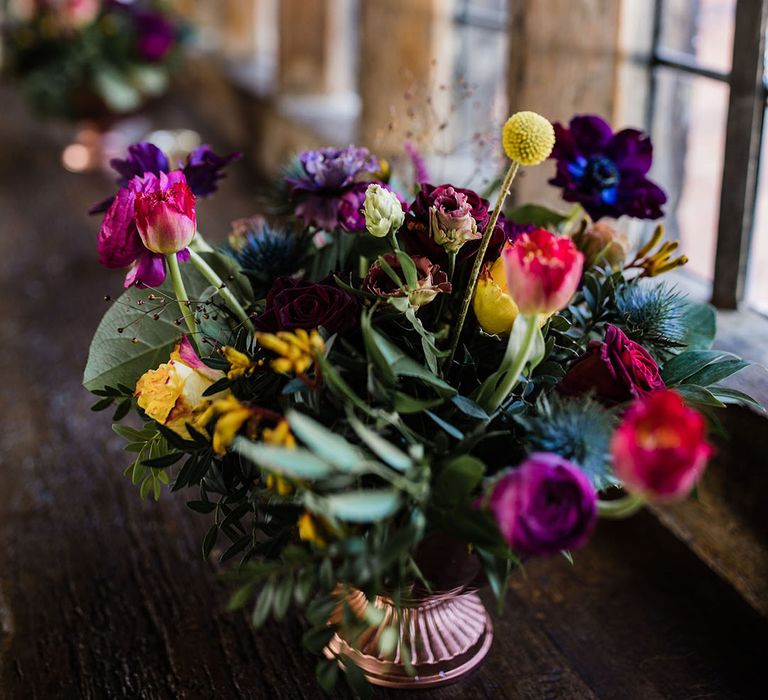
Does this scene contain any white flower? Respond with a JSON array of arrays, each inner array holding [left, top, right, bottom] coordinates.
[[363, 184, 404, 238]]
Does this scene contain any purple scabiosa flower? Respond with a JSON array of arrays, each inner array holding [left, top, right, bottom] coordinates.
[[489, 453, 597, 557], [286, 146, 381, 231], [549, 115, 667, 221]]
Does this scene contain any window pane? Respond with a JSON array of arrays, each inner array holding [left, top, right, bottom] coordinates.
[[745, 110, 768, 313], [650, 67, 730, 281], [659, 0, 735, 74]]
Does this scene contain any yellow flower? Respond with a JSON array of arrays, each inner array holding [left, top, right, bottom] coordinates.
[[473, 257, 520, 335], [135, 337, 225, 439], [298, 512, 327, 548], [630, 224, 688, 277], [222, 346, 262, 380], [502, 111, 555, 166], [263, 420, 297, 495], [195, 395, 257, 455], [256, 329, 325, 375]]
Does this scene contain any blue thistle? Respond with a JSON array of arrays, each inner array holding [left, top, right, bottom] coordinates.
[[519, 394, 619, 490], [226, 222, 306, 295], [610, 280, 688, 358]]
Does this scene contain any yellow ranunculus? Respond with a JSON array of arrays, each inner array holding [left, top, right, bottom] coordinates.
[[135, 337, 225, 439], [473, 256, 521, 335]]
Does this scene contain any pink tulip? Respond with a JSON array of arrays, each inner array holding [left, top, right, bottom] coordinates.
[[611, 390, 712, 501], [133, 171, 196, 255], [502, 229, 584, 315]]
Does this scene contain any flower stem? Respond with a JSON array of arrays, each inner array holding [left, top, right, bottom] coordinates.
[[597, 492, 646, 518], [165, 253, 198, 343], [447, 252, 457, 282], [446, 160, 520, 369], [188, 249, 255, 333], [482, 313, 538, 413], [190, 232, 215, 253]]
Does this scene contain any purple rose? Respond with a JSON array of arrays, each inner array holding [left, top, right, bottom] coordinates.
[[489, 453, 597, 557], [559, 324, 665, 405], [404, 183, 510, 264], [253, 277, 359, 334], [549, 115, 667, 221]]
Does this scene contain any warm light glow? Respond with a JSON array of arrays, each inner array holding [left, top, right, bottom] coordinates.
[[61, 144, 91, 172]]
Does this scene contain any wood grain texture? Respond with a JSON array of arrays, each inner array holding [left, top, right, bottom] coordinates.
[[0, 85, 766, 699]]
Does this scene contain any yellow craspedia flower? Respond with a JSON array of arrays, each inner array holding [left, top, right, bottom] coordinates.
[[473, 257, 520, 335], [502, 111, 555, 166]]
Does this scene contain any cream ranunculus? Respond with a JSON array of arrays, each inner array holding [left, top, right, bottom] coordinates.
[[135, 337, 226, 439], [363, 184, 405, 238]]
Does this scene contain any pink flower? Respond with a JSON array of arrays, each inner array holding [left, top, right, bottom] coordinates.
[[611, 390, 712, 501], [52, 0, 99, 29], [97, 172, 192, 288], [502, 229, 584, 315], [489, 453, 597, 557], [133, 171, 196, 255]]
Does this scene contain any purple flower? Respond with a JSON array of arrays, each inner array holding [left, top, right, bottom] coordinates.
[[182, 145, 241, 198], [133, 10, 176, 62], [489, 453, 597, 557], [405, 141, 430, 185], [287, 146, 380, 231], [89, 142, 240, 215], [253, 277, 359, 335], [549, 115, 667, 221]]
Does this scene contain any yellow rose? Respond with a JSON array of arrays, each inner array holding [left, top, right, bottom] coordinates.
[[473, 256, 521, 335], [135, 337, 226, 439]]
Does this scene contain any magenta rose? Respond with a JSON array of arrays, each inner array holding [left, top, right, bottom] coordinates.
[[559, 324, 664, 405], [253, 277, 358, 334], [489, 453, 597, 557]]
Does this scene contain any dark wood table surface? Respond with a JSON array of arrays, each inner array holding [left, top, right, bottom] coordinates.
[[0, 86, 766, 700]]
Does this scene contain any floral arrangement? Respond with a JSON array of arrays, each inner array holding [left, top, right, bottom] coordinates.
[[84, 112, 759, 695], [4, 0, 184, 119]]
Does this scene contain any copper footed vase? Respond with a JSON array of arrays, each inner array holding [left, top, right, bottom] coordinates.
[[324, 587, 493, 689]]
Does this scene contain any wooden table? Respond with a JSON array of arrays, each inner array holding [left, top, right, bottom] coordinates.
[[0, 87, 765, 699]]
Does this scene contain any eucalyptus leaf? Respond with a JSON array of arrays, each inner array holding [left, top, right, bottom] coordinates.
[[347, 413, 412, 472], [287, 411, 364, 472], [233, 438, 333, 479], [321, 490, 401, 523]]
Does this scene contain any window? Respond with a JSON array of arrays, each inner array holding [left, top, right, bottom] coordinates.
[[648, 0, 768, 309]]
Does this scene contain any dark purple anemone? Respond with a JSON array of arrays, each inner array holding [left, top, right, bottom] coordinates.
[[286, 146, 381, 231], [89, 142, 240, 214], [549, 115, 667, 221]]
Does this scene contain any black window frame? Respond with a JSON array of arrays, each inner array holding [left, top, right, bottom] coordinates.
[[648, 0, 768, 309]]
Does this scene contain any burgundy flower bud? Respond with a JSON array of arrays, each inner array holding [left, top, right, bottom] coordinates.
[[363, 254, 451, 308]]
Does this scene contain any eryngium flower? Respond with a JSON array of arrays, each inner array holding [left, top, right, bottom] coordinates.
[[549, 115, 667, 220], [286, 145, 381, 231]]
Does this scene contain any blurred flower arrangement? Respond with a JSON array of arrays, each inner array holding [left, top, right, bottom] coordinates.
[[4, 0, 184, 119], [84, 112, 759, 695]]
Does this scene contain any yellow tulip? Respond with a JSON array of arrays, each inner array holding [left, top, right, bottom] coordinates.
[[473, 256, 521, 335]]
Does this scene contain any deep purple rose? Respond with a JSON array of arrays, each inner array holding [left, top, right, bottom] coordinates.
[[253, 277, 359, 334], [559, 324, 665, 405], [287, 146, 381, 231], [549, 115, 667, 221], [489, 453, 597, 557], [404, 183, 511, 264]]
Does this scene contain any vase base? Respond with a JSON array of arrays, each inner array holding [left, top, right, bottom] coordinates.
[[324, 589, 493, 689]]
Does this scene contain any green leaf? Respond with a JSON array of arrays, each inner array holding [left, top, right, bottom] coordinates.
[[434, 455, 485, 506], [347, 413, 412, 472], [83, 264, 226, 392], [675, 384, 726, 409], [342, 656, 372, 700], [186, 499, 216, 514], [286, 411, 364, 472], [315, 657, 339, 695], [710, 387, 765, 411], [202, 524, 219, 558], [392, 392, 445, 413], [662, 350, 738, 385], [396, 251, 419, 290], [252, 583, 275, 627], [424, 410, 464, 439], [306, 596, 338, 626], [302, 624, 336, 654], [506, 204, 567, 229], [451, 395, 489, 420], [360, 310, 397, 384], [684, 359, 749, 387], [272, 576, 294, 619], [233, 438, 333, 479], [227, 583, 254, 611], [321, 490, 401, 523], [681, 303, 716, 351]]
